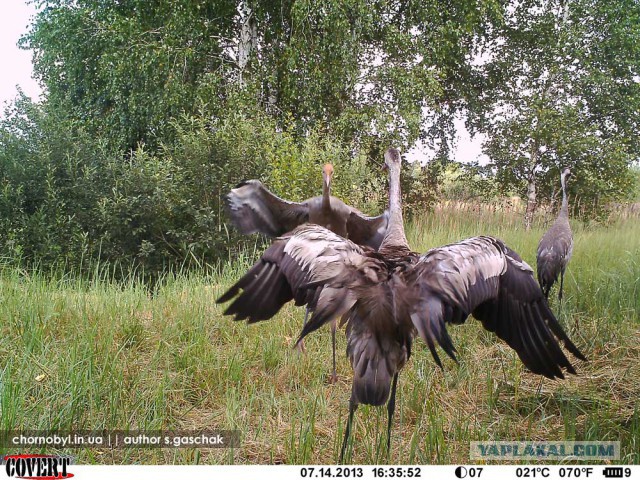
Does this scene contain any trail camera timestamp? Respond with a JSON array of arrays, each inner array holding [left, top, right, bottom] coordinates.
[[372, 467, 422, 478]]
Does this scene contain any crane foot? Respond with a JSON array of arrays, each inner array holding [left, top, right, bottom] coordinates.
[[327, 372, 340, 385]]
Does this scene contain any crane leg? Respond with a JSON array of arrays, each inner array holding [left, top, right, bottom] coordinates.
[[328, 319, 338, 384], [296, 307, 311, 353], [340, 396, 358, 464], [386, 373, 399, 458], [558, 270, 565, 302]]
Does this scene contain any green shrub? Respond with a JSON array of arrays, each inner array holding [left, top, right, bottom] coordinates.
[[1, 94, 388, 280]]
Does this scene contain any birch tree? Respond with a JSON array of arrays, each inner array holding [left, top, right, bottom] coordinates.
[[469, 0, 640, 225]]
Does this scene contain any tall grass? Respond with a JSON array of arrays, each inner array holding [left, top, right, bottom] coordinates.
[[0, 210, 638, 464]]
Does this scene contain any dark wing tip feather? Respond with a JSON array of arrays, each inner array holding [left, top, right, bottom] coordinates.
[[216, 286, 238, 304], [428, 340, 444, 370], [518, 302, 565, 379], [568, 344, 587, 362], [539, 301, 587, 362], [215, 240, 295, 323], [294, 303, 334, 345], [482, 254, 586, 379], [409, 299, 459, 369]]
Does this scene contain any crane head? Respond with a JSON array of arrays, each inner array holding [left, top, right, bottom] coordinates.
[[383, 148, 401, 171], [322, 163, 334, 188]]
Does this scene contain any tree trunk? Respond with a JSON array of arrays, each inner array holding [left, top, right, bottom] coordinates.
[[237, 1, 256, 85], [524, 142, 539, 231], [524, 174, 537, 231]]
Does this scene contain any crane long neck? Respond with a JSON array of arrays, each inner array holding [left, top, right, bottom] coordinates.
[[560, 173, 569, 218], [379, 164, 410, 255], [322, 177, 331, 210]]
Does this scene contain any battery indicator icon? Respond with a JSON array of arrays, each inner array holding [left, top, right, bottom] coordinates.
[[603, 467, 624, 478]]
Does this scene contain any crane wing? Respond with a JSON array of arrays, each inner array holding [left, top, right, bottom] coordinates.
[[217, 224, 405, 406], [216, 224, 385, 334], [346, 209, 389, 250], [407, 236, 586, 379], [225, 180, 310, 237]]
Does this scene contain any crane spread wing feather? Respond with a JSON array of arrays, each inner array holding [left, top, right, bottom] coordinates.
[[219, 150, 586, 461], [217, 224, 408, 405], [225, 180, 310, 237], [406, 236, 585, 379], [217, 224, 374, 330]]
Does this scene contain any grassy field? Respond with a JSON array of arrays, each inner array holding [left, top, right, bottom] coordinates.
[[0, 208, 639, 464]]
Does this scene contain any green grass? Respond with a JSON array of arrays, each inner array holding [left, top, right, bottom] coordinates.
[[0, 209, 639, 464]]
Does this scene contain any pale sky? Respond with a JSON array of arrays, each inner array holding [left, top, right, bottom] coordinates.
[[406, 114, 488, 165], [0, 1, 486, 164], [0, 1, 42, 111]]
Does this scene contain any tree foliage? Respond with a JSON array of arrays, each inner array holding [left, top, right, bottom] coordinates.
[[0, 92, 385, 277], [2, 0, 506, 275], [2, 0, 638, 276], [23, 0, 502, 153], [468, 0, 640, 220], [23, 0, 238, 152]]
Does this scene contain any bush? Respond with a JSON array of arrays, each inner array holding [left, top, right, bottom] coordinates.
[[0, 94, 387, 280]]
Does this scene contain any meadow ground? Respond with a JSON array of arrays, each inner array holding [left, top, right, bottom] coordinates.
[[0, 207, 638, 464]]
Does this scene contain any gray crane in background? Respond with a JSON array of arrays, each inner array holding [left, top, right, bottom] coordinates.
[[537, 168, 574, 301]]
